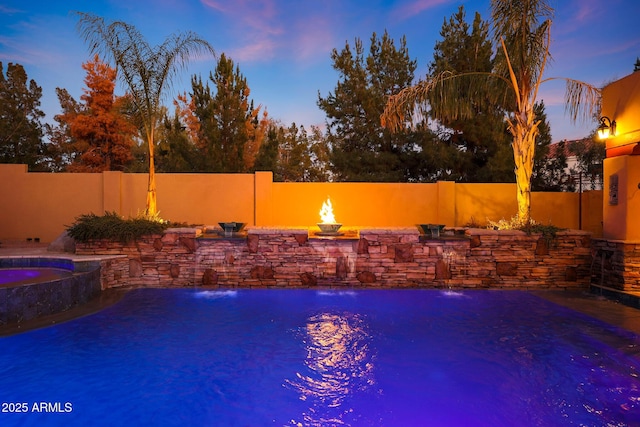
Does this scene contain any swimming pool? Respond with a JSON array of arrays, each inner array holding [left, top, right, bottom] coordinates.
[[1, 289, 639, 426]]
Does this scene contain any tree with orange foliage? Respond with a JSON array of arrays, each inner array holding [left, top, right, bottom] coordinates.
[[56, 55, 137, 172]]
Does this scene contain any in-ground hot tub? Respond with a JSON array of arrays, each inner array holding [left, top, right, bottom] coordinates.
[[0, 257, 102, 326]]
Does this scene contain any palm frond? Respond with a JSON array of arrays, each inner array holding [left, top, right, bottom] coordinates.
[[562, 78, 601, 123], [491, 0, 553, 45], [381, 70, 511, 131], [380, 80, 428, 132], [154, 32, 216, 104], [529, 21, 552, 103], [74, 11, 215, 127]]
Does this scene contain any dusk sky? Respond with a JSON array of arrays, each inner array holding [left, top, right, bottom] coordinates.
[[1, 0, 639, 143]]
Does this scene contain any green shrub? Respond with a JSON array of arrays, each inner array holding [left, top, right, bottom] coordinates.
[[520, 222, 564, 247], [487, 215, 564, 245], [67, 212, 172, 243]]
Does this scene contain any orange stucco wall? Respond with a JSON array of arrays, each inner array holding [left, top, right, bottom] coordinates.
[[453, 183, 583, 230], [454, 183, 516, 226], [600, 72, 640, 241], [0, 165, 602, 242], [603, 155, 640, 241], [0, 164, 103, 242], [116, 172, 256, 225], [580, 189, 604, 237], [269, 181, 441, 227], [602, 72, 640, 157]]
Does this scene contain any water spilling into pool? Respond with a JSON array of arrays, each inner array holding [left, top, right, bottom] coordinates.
[[1, 289, 639, 426]]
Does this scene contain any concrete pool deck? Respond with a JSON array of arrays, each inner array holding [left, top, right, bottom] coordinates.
[[2, 240, 640, 340]]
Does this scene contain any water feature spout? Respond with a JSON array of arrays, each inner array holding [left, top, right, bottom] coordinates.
[[219, 222, 246, 237], [418, 224, 445, 239]]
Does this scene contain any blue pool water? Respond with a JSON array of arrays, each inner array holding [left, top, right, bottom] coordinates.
[[1, 289, 639, 426]]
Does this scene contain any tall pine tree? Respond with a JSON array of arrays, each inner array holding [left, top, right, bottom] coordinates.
[[0, 62, 45, 170], [191, 54, 266, 172], [253, 122, 331, 182], [318, 31, 425, 182], [44, 88, 82, 171], [429, 6, 513, 182]]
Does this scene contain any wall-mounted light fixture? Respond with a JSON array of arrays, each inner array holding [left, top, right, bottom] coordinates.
[[597, 116, 616, 139]]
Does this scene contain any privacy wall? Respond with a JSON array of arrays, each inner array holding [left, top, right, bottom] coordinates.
[[0, 164, 602, 242]]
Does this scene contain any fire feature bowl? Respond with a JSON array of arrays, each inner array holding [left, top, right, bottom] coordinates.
[[317, 223, 342, 234], [218, 222, 246, 233]]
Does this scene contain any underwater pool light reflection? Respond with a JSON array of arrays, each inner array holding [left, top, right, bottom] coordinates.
[[286, 312, 376, 425]]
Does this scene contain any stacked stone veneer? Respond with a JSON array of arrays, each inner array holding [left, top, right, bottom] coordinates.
[[591, 239, 640, 291], [75, 227, 593, 290], [75, 228, 197, 289]]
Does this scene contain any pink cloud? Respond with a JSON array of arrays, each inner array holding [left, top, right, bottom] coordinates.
[[552, 0, 598, 37], [0, 5, 23, 14], [200, 0, 225, 12], [565, 0, 606, 23], [391, 0, 452, 22], [200, 0, 337, 64], [201, 0, 282, 36], [0, 35, 62, 66], [200, 0, 284, 62], [290, 16, 336, 63], [230, 38, 278, 62]]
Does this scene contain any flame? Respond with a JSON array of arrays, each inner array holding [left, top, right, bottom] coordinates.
[[319, 197, 336, 224]]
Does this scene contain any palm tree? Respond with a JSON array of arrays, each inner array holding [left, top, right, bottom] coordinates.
[[382, 0, 600, 224], [75, 12, 215, 217]]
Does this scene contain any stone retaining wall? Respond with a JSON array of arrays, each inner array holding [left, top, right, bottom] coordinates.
[[75, 228, 197, 288], [591, 239, 640, 291], [75, 227, 593, 290]]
